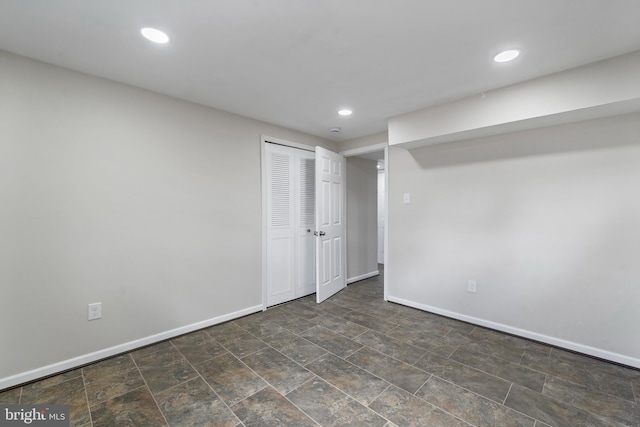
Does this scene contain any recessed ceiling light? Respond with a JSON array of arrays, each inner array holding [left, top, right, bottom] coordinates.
[[494, 49, 520, 63], [141, 27, 170, 44], [338, 109, 352, 116]]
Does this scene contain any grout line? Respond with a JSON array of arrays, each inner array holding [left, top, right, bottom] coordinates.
[[503, 382, 513, 405], [80, 369, 93, 427], [129, 354, 171, 427]]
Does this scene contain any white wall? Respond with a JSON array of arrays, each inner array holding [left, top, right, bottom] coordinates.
[[387, 113, 640, 367], [346, 157, 379, 282], [0, 50, 335, 387], [377, 170, 385, 264]]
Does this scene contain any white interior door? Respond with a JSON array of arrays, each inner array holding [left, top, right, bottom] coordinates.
[[315, 146, 346, 303]]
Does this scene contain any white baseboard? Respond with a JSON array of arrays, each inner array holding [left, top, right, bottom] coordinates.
[[387, 296, 640, 369], [0, 305, 263, 391], [347, 270, 379, 284]]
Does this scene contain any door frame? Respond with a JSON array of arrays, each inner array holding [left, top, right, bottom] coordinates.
[[339, 143, 389, 301], [260, 135, 316, 310]]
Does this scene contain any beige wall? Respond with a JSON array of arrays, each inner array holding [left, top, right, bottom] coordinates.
[[0, 50, 335, 387], [346, 157, 379, 281], [387, 112, 640, 367]]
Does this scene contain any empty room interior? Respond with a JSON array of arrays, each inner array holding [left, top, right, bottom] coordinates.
[[1, 1, 639, 426]]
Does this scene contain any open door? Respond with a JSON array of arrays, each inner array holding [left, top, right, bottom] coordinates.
[[315, 146, 346, 303]]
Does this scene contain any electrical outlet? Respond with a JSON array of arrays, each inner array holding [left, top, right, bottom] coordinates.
[[403, 193, 411, 204], [468, 280, 477, 293], [88, 302, 102, 320]]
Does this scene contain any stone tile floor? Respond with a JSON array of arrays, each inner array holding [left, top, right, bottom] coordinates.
[[1, 269, 639, 426]]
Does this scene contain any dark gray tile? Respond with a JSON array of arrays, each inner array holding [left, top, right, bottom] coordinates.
[[387, 325, 462, 357], [82, 354, 136, 383], [316, 301, 354, 317], [231, 386, 317, 427], [369, 385, 469, 427], [633, 378, 639, 402], [414, 353, 511, 403], [306, 353, 389, 405], [130, 340, 174, 359], [470, 328, 552, 356], [219, 332, 268, 358], [171, 330, 215, 347], [286, 377, 387, 427], [551, 348, 640, 381], [91, 386, 167, 427], [347, 347, 430, 393], [430, 316, 477, 337], [281, 301, 324, 320], [260, 330, 328, 365], [393, 315, 452, 337], [234, 314, 288, 339], [417, 376, 535, 427], [85, 368, 146, 406], [21, 376, 91, 426], [240, 347, 315, 394], [462, 338, 526, 364], [196, 353, 267, 406], [21, 370, 82, 393], [0, 387, 20, 404], [505, 383, 620, 427], [133, 346, 186, 368], [298, 325, 363, 358], [172, 331, 227, 365], [451, 346, 546, 392], [260, 309, 317, 334], [339, 311, 397, 333], [205, 322, 247, 344], [354, 330, 426, 364], [139, 358, 198, 394], [309, 313, 369, 339], [543, 375, 640, 426], [155, 377, 239, 427], [522, 351, 635, 401]]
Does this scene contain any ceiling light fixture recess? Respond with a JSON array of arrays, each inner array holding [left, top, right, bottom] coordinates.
[[338, 109, 352, 116], [494, 49, 520, 63], [141, 27, 170, 44]]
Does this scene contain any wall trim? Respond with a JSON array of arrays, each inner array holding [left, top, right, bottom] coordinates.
[[340, 142, 388, 158], [0, 304, 263, 391], [347, 270, 379, 284], [387, 296, 640, 369]]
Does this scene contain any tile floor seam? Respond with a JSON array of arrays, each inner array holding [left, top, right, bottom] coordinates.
[[412, 373, 433, 397], [544, 372, 637, 404], [503, 382, 514, 405], [278, 380, 326, 427], [79, 369, 93, 427], [193, 372, 242, 425], [144, 384, 171, 427], [412, 377, 533, 427]]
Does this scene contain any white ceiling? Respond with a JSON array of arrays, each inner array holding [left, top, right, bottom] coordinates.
[[1, 1, 639, 142]]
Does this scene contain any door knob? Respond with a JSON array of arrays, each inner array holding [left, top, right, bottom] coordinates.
[[313, 231, 326, 236]]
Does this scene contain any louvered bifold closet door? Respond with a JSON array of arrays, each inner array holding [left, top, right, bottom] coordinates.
[[265, 143, 296, 306], [295, 151, 316, 297]]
